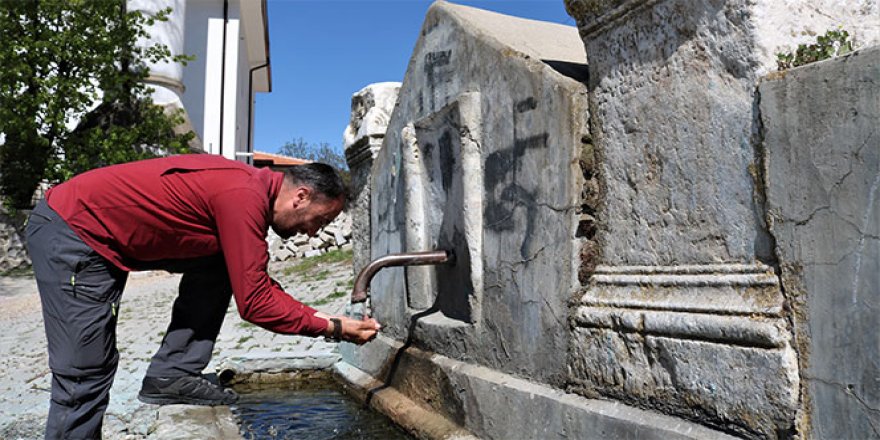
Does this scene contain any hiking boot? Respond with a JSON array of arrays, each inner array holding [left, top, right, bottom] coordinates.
[[137, 375, 238, 406]]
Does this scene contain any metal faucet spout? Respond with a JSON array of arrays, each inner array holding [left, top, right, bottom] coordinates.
[[351, 250, 454, 304]]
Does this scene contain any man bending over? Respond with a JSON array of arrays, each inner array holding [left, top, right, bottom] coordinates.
[[26, 154, 380, 439]]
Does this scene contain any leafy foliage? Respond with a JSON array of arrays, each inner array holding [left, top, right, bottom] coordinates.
[[0, 0, 194, 209], [777, 29, 854, 71], [278, 138, 348, 171], [278, 137, 350, 187]]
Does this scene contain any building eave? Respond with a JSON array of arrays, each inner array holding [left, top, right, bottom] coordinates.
[[240, 0, 272, 92]]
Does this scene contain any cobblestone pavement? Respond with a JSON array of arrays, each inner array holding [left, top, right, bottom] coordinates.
[[0, 254, 355, 439]]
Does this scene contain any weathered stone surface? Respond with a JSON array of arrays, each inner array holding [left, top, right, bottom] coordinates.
[[336, 337, 738, 440], [564, 0, 879, 77], [562, 0, 877, 266], [350, 1, 588, 386], [150, 405, 240, 439], [570, 0, 776, 266], [761, 45, 880, 440], [560, 1, 832, 437], [338, 1, 878, 439], [570, 329, 798, 438], [572, 264, 799, 438], [344, 82, 402, 277], [343, 82, 401, 150]]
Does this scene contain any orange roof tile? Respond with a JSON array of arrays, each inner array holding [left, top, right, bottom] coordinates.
[[253, 151, 310, 167]]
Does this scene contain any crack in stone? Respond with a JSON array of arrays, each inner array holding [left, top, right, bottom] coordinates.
[[792, 205, 832, 226], [853, 127, 877, 160], [830, 123, 875, 192], [806, 375, 880, 437], [500, 245, 547, 270], [852, 168, 880, 304], [537, 202, 578, 213], [489, 322, 512, 361], [543, 294, 566, 327]]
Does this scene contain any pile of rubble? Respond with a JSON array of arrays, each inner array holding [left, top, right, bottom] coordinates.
[[266, 211, 353, 261], [0, 211, 29, 273]]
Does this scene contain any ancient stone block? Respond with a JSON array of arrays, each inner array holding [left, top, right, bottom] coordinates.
[[570, 328, 798, 438], [572, 263, 799, 437], [344, 0, 589, 394], [344, 83, 402, 275], [555, 0, 872, 436], [761, 45, 880, 440]]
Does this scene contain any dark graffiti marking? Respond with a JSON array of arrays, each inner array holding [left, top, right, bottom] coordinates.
[[515, 97, 538, 113], [424, 50, 453, 112], [375, 142, 406, 236], [425, 50, 452, 68], [484, 97, 548, 259], [437, 130, 455, 192]]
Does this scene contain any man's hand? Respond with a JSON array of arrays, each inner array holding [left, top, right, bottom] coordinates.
[[316, 312, 381, 344]]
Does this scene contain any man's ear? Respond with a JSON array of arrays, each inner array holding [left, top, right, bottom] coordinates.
[[292, 186, 312, 208]]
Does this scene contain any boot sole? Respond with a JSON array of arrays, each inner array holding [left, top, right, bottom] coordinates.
[[138, 392, 237, 406]]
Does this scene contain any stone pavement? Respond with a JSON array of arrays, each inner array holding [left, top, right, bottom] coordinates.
[[0, 254, 355, 439]]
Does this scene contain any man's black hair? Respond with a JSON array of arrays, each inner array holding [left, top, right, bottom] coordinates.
[[284, 163, 348, 202]]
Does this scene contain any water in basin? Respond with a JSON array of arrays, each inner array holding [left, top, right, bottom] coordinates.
[[232, 382, 413, 440]]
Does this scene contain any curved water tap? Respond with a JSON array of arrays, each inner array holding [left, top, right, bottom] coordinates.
[[351, 250, 454, 304]]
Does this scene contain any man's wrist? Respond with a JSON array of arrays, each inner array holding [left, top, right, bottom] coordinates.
[[329, 317, 342, 341]]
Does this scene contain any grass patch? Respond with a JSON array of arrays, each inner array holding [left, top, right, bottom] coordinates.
[[237, 321, 257, 329], [0, 265, 33, 277], [308, 289, 348, 307], [237, 335, 253, 344], [281, 248, 353, 278]]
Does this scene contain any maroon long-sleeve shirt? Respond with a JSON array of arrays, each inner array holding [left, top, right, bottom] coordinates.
[[46, 154, 327, 336]]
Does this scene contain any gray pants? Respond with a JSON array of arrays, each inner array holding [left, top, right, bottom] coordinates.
[[26, 200, 233, 439]]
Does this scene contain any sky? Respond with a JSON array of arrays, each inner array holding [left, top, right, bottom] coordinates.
[[253, 0, 577, 155]]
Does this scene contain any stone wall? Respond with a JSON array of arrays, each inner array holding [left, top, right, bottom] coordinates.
[[266, 211, 353, 261], [761, 45, 880, 440], [564, 1, 795, 436], [335, 1, 878, 439], [343, 82, 401, 275], [347, 1, 589, 386], [340, 3, 735, 439], [562, 1, 878, 438]]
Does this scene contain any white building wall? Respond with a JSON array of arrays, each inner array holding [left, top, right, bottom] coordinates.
[[201, 12, 225, 155], [220, 3, 241, 161], [148, 0, 269, 162], [130, 0, 187, 107], [233, 11, 253, 165], [180, 0, 216, 148]]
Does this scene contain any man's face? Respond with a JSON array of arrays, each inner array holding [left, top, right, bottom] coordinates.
[[272, 190, 344, 239]]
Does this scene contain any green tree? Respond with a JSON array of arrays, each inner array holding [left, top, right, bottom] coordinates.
[[0, 0, 193, 209], [278, 137, 351, 187], [278, 137, 349, 171]]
